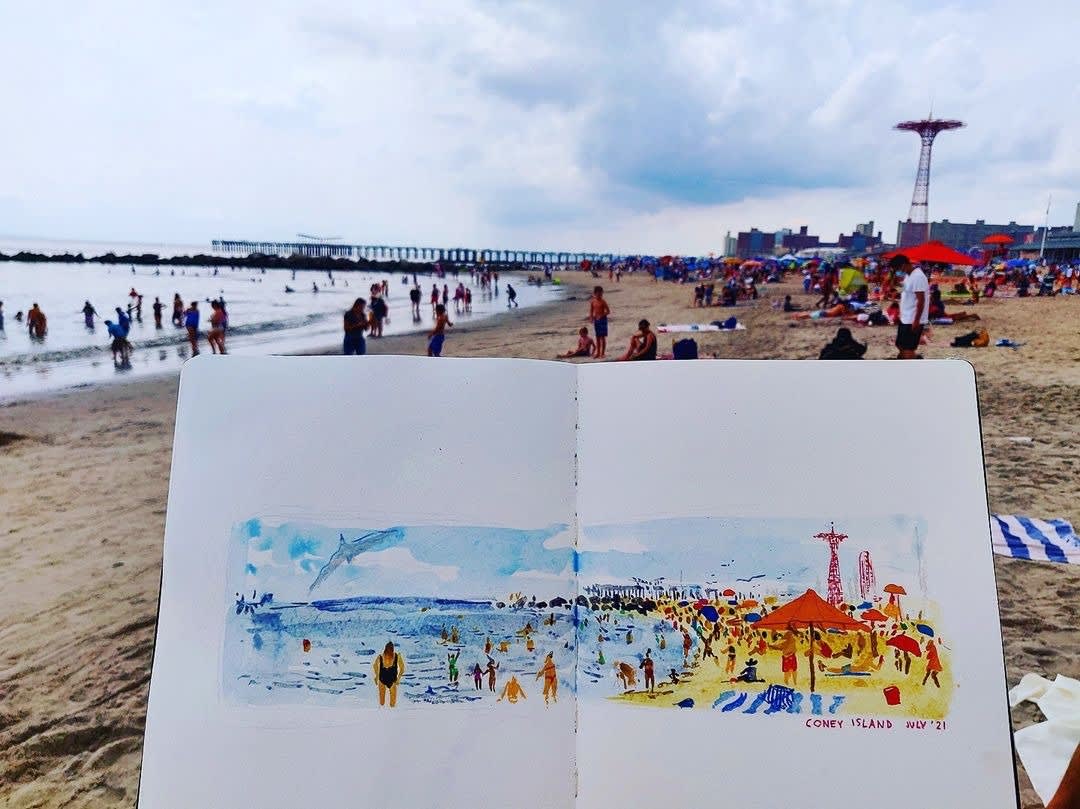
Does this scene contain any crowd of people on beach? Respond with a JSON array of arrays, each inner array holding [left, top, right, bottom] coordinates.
[[368, 621, 561, 709]]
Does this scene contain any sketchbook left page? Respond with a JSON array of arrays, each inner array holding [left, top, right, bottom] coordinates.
[[138, 356, 579, 809]]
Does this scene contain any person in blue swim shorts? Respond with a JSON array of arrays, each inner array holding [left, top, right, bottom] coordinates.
[[428, 303, 453, 356]]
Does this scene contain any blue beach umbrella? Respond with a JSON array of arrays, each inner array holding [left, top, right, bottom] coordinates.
[[698, 605, 720, 624], [916, 623, 934, 637], [744, 612, 761, 623]]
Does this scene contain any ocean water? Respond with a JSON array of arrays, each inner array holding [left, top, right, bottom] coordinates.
[[222, 594, 699, 709], [224, 597, 578, 708], [0, 258, 561, 400]]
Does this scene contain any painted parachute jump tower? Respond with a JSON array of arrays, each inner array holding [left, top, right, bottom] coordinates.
[[857, 550, 876, 601], [815, 523, 848, 607]]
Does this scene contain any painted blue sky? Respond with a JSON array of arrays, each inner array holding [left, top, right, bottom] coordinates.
[[3, 2, 1077, 253], [580, 515, 929, 599], [230, 519, 574, 603]]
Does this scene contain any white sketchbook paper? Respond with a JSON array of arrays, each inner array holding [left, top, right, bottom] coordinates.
[[139, 356, 1017, 809]]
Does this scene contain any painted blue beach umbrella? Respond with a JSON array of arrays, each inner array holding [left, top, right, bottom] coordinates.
[[858, 601, 873, 610], [727, 599, 738, 606], [916, 623, 934, 637], [744, 612, 761, 623], [698, 605, 720, 624]]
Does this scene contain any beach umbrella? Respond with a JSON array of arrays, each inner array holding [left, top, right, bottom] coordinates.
[[838, 267, 867, 293], [858, 601, 873, 610], [882, 241, 978, 267], [744, 612, 762, 623], [739, 599, 759, 609], [764, 596, 778, 605], [722, 588, 736, 597], [698, 605, 720, 624], [753, 589, 869, 692], [982, 233, 1014, 246], [915, 623, 934, 637], [883, 583, 907, 614], [860, 608, 887, 626], [886, 634, 922, 657]]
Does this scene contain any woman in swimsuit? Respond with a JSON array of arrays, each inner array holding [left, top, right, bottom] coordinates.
[[373, 641, 406, 707]]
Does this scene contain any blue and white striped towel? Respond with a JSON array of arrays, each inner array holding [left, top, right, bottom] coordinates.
[[990, 515, 1080, 564]]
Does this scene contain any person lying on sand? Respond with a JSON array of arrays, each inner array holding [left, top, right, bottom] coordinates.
[[557, 327, 595, 359]]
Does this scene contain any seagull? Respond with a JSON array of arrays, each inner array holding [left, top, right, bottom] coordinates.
[[308, 528, 404, 593], [736, 573, 766, 583]]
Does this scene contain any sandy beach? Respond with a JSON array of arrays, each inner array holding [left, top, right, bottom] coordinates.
[[1, 271, 1077, 808]]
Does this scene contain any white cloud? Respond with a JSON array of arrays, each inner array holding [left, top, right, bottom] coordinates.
[[542, 529, 575, 550], [578, 534, 647, 554], [346, 547, 459, 582], [510, 564, 574, 582], [2, 1, 1077, 250]]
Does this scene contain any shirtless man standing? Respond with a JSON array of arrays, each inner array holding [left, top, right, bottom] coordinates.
[[587, 286, 610, 359]]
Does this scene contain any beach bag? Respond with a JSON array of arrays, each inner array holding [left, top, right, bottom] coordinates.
[[672, 339, 698, 360], [951, 331, 979, 348]]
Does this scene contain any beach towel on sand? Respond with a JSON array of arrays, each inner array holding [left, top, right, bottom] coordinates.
[[657, 322, 746, 333], [990, 515, 1080, 564]]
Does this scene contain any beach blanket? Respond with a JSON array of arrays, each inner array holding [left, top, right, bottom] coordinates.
[[990, 515, 1080, 564], [657, 323, 746, 333], [1009, 673, 1080, 805]]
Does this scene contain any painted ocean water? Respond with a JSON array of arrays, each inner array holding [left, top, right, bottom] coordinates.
[[0, 252, 561, 400], [224, 596, 579, 708], [223, 594, 698, 708]]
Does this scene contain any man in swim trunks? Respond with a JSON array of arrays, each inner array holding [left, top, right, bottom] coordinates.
[[536, 652, 558, 704], [183, 301, 200, 356], [892, 253, 927, 359], [618, 319, 657, 361], [587, 286, 610, 358], [428, 304, 452, 356]]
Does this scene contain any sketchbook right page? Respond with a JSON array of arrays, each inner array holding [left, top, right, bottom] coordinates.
[[574, 360, 1015, 809]]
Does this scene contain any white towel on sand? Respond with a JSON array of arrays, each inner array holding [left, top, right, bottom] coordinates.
[[1010, 673, 1080, 805]]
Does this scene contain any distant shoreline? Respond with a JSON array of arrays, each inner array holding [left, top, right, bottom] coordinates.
[[0, 249, 532, 273]]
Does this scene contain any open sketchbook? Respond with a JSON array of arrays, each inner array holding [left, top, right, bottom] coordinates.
[[139, 356, 1017, 808]]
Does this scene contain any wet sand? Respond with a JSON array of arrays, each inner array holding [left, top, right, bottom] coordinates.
[[1, 272, 1077, 807]]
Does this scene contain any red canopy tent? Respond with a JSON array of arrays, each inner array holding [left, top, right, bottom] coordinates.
[[883, 240, 978, 267], [754, 589, 869, 692], [982, 233, 1014, 246]]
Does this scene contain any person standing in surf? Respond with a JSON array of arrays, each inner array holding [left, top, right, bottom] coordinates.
[[447, 651, 460, 685], [536, 651, 558, 704], [373, 642, 406, 708]]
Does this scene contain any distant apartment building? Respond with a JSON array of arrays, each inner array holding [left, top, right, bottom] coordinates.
[[896, 218, 1036, 249], [735, 228, 776, 258], [735, 224, 884, 257], [723, 231, 738, 257], [781, 226, 820, 253]]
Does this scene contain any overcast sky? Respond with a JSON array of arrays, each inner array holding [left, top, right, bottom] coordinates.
[[2, 1, 1077, 253]]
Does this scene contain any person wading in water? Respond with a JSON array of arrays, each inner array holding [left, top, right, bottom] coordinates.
[[373, 642, 406, 707]]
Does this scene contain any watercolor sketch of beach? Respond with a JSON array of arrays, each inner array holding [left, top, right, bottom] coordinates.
[[224, 514, 951, 719], [576, 515, 952, 720], [223, 519, 577, 710]]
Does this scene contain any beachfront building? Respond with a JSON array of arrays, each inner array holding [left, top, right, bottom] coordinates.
[[781, 226, 820, 254], [723, 231, 738, 257], [896, 218, 1035, 250], [735, 228, 776, 258], [1009, 222, 1080, 263]]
